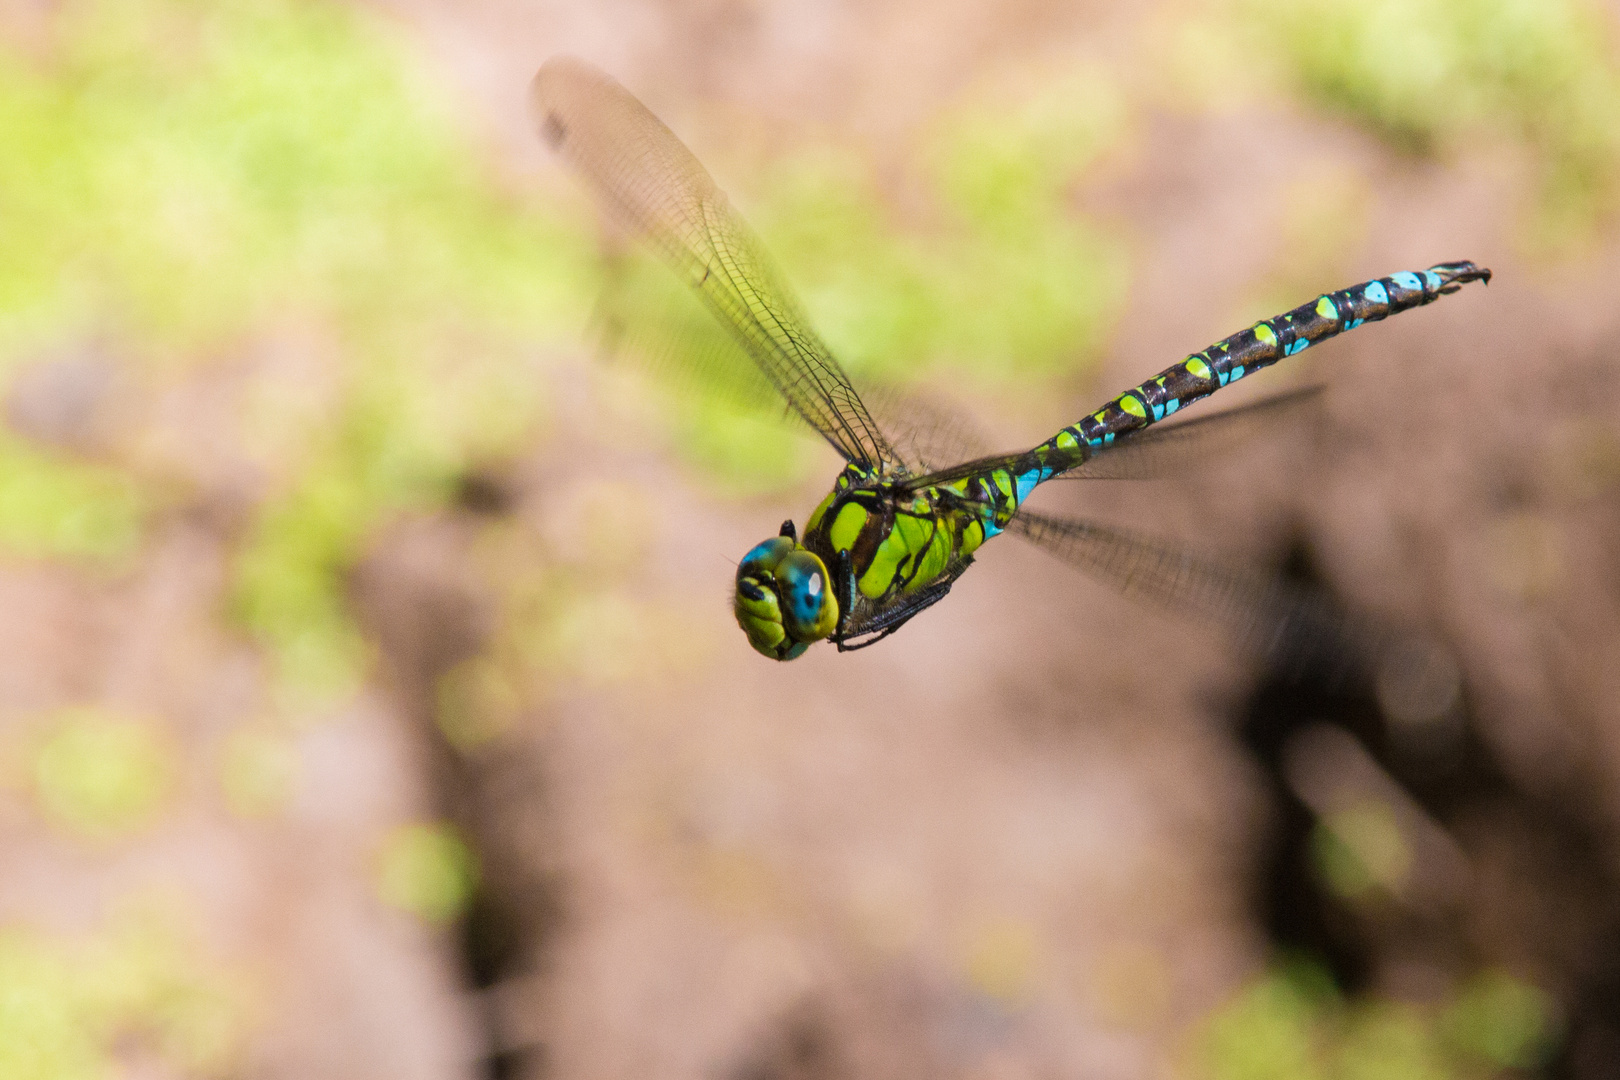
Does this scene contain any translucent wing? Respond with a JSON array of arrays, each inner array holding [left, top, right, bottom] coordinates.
[[900, 385, 1324, 491], [863, 383, 996, 475], [1009, 508, 1392, 685], [592, 250, 994, 473], [591, 249, 788, 416], [533, 57, 898, 470]]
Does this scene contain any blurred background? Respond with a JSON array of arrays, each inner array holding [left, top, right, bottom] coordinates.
[[2, 0, 1619, 1077]]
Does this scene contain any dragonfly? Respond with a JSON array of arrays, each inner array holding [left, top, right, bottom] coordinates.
[[532, 56, 1490, 662]]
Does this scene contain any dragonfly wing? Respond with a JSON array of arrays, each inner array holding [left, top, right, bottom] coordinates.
[[594, 253, 991, 468], [1009, 508, 1397, 686], [593, 250, 788, 416], [863, 384, 995, 475], [534, 57, 897, 470]]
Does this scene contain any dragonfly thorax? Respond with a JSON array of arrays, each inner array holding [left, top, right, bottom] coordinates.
[[733, 521, 838, 661]]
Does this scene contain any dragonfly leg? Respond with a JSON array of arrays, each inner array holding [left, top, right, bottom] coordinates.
[[833, 548, 856, 642], [835, 621, 907, 652], [833, 558, 973, 651]]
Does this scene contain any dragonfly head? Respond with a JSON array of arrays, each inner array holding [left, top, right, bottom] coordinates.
[[733, 521, 837, 660]]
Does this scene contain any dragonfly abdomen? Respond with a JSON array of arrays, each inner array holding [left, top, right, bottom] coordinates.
[[1070, 261, 1490, 449]]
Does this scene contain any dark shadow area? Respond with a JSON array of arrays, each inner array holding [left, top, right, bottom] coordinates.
[[1237, 541, 1620, 1078], [352, 499, 564, 1080]]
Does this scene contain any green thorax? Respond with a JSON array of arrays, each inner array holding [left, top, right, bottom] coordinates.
[[801, 462, 1016, 612]]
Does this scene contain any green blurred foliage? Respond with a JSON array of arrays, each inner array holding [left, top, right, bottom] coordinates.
[[0, 0, 594, 702], [1238, 0, 1620, 251], [759, 69, 1129, 387], [0, 932, 102, 1080], [435, 655, 523, 750], [0, 911, 250, 1080], [1198, 956, 1559, 1079], [376, 821, 480, 923], [1443, 968, 1560, 1069], [1201, 960, 1332, 1080], [0, 0, 1135, 693], [1335, 1003, 1450, 1080], [32, 707, 173, 840], [1309, 799, 1412, 901], [454, 501, 717, 711], [0, 433, 145, 564]]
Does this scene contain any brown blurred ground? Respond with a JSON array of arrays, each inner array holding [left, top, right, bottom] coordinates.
[[5, 1, 1620, 1078]]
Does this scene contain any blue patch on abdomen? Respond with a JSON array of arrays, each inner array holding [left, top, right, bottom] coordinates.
[[1015, 468, 1044, 504]]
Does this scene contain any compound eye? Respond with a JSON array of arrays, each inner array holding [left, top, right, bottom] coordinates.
[[739, 536, 794, 578], [776, 550, 836, 642]]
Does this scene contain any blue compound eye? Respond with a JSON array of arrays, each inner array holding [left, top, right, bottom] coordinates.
[[733, 537, 837, 660], [776, 550, 837, 643], [739, 536, 794, 577]]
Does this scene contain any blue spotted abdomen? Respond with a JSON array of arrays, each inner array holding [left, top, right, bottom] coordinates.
[[1063, 261, 1489, 449]]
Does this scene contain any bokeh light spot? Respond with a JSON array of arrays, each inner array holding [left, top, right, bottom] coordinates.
[[376, 822, 479, 924], [219, 727, 298, 819], [434, 657, 521, 751], [1443, 968, 1558, 1068], [33, 708, 172, 840], [1482, 512, 1566, 601], [1089, 940, 1172, 1030], [1199, 961, 1334, 1080], [1310, 800, 1412, 900], [962, 917, 1038, 1005]]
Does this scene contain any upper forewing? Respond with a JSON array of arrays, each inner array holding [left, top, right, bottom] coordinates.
[[533, 57, 895, 469]]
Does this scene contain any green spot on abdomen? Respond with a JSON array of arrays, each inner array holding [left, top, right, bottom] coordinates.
[[1186, 356, 1212, 380], [1315, 295, 1339, 321], [1119, 394, 1146, 419], [1254, 323, 1277, 345]]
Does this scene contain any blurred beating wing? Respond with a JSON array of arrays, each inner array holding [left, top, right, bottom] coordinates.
[[1009, 508, 1399, 686], [532, 56, 898, 470]]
